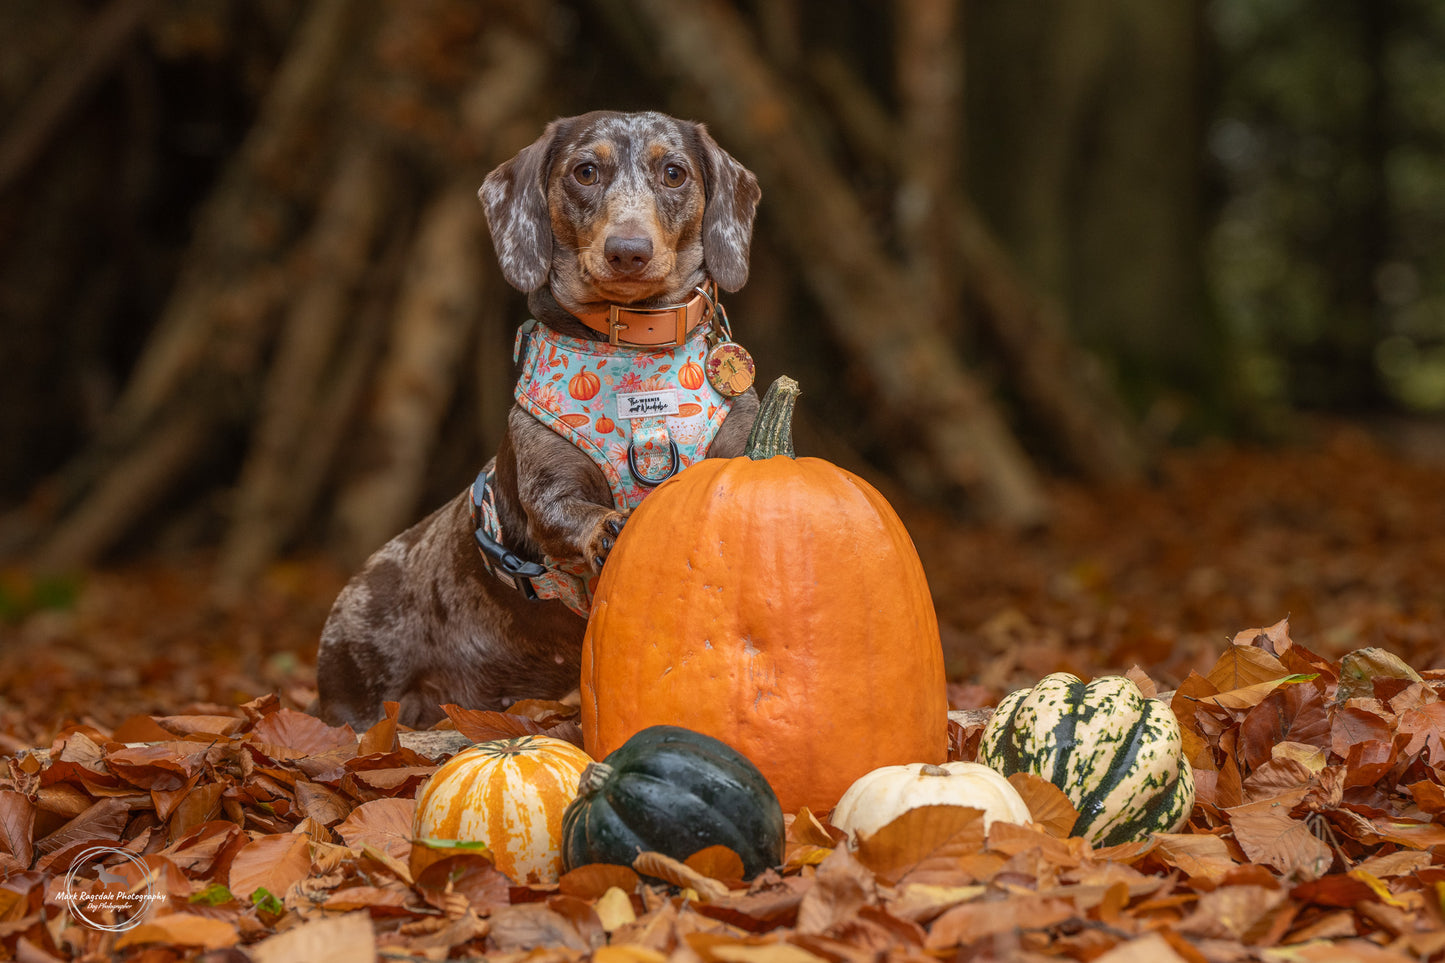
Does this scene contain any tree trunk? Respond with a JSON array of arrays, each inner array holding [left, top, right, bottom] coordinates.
[[969, 0, 1217, 409], [608, 0, 1053, 525]]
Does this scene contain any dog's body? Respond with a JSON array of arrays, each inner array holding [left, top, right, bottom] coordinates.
[[316, 112, 761, 730]]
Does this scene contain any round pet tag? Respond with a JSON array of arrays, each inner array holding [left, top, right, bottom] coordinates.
[[705, 341, 756, 397]]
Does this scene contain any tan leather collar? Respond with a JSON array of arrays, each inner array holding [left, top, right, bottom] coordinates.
[[570, 284, 716, 347]]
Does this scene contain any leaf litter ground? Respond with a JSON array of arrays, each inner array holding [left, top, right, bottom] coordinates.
[[2, 423, 1445, 961]]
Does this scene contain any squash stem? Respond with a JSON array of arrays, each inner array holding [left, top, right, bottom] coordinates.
[[745, 376, 800, 460], [578, 762, 612, 796]]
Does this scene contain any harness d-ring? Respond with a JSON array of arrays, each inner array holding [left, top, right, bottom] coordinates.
[[627, 439, 681, 487]]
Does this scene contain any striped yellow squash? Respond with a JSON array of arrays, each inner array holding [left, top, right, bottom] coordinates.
[[977, 673, 1194, 846], [413, 735, 592, 883]]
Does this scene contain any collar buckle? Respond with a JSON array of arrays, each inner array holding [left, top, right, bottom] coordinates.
[[607, 301, 691, 347]]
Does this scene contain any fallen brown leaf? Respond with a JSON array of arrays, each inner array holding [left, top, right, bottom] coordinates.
[[489, 901, 592, 952], [0, 790, 35, 868], [1005, 771, 1079, 836], [248, 708, 355, 756], [559, 862, 643, 899], [1209, 644, 1290, 691], [228, 833, 311, 902], [335, 796, 414, 861], [924, 893, 1074, 949], [1150, 832, 1239, 883], [633, 851, 729, 901], [684, 845, 745, 883], [246, 910, 375, 963], [1227, 791, 1333, 880], [795, 846, 876, 935], [112, 912, 239, 951], [853, 805, 986, 886]]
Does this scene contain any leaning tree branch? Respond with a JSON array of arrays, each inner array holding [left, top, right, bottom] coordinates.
[[330, 183, 488, 565], [217, 141, 397, 591], [0, 0, 155, 196], [605, 0, 1051, 525], [894, 0, 965, 322], [809, 39, 1146, 484]]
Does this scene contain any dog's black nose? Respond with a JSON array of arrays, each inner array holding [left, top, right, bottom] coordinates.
[[604, 235, 654, 274]]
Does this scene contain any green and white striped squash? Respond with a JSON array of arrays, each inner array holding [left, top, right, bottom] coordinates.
[[977, 672, 1194, 846]]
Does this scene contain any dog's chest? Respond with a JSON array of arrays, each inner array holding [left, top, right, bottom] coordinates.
[[513, 322, 733, 510]]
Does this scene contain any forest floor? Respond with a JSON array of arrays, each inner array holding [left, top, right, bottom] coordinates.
[[2, 419, 1444, 961]]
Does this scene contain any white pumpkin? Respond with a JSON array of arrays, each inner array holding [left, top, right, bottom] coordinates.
[[829, 761, 1031, 844], [413, 735, 593, 883]]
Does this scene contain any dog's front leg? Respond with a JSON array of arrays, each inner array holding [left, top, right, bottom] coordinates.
[[505, 409, 626, 574]]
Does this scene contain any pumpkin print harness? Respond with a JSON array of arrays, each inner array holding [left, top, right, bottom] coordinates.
[[470, 302, 752, 617]]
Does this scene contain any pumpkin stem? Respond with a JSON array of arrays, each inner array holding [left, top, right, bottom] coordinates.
[[745, 376, 801, 460], [577, 762, 612, 797], [919, 764, 951, 777]]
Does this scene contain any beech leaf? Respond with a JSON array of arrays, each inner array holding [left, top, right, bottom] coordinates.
[[1238, 681, 1330, 773], [1150, 833, 1238, 882], [249, 708, 356, 756], [924, 895, 1074, 949], [795, 846, 876, 935], [559, 863, 642, 900], [336, 797, 414, 861], [596, 886, 638, 931], [1227, 792, 1332, 880], [852, 805, 986, 886], [442, 704, 550, 742], [1005, 772, 1078, 837], [790, 808, 837, 848], [113, 913, 240, 951], [228, 833, 312, 902], [1208, 644, 1290, 691], [0, 790, 35, 868], [633, 851, 729, 901], [1231, 617, 1294, 657], [246, 911, 375, 963], [685, 844, 746, 882]]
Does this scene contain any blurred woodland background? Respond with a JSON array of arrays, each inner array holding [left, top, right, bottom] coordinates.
[[2, 0, 1445, 586]]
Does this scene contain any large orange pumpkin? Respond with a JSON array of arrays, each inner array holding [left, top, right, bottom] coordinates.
[[581, 376, 947, 814], [412, 735, 592, 883]]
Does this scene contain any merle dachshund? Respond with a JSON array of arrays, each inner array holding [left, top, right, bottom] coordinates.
[[315, 111, 761, 729]]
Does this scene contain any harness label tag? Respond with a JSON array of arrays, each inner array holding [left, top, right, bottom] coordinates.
[[617, 389, 680, 420]]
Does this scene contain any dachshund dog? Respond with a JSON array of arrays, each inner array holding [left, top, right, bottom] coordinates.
[[315, 111, 761, 729]]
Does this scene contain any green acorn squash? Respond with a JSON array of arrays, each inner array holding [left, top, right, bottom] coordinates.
[[977, 672, 1194, 846], [560, 725, 784, 879]]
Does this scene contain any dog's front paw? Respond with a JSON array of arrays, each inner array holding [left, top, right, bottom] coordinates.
[[586, 512, 627, 574]]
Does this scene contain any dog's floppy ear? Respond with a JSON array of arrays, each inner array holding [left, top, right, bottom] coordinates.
[[479, 120, 567, 292], [694, 123, 761, 292]]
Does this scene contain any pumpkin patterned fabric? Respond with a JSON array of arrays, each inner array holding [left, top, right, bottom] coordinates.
[[469, 321, 742, 617], [513, 321, 733, 510]]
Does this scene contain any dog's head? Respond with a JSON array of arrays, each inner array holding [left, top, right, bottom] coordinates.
[[480, 111, 760, 311]]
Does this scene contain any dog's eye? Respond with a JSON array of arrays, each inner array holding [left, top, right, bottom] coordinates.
[[662, 164, 687, 188], [573, 163, 599, 186]]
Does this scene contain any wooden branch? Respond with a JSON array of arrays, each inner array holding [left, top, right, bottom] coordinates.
[[108, 0, 357, 441], [810, 45, 1145, 484], [0, 0, 155, 195], [894, 0, 964, 317], [601, 0, 1050, 525], [34, 408, 212, 570], [952, 198, 1146, 483], [217, 142, 397, 591], [331, 184, 487, 564]]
